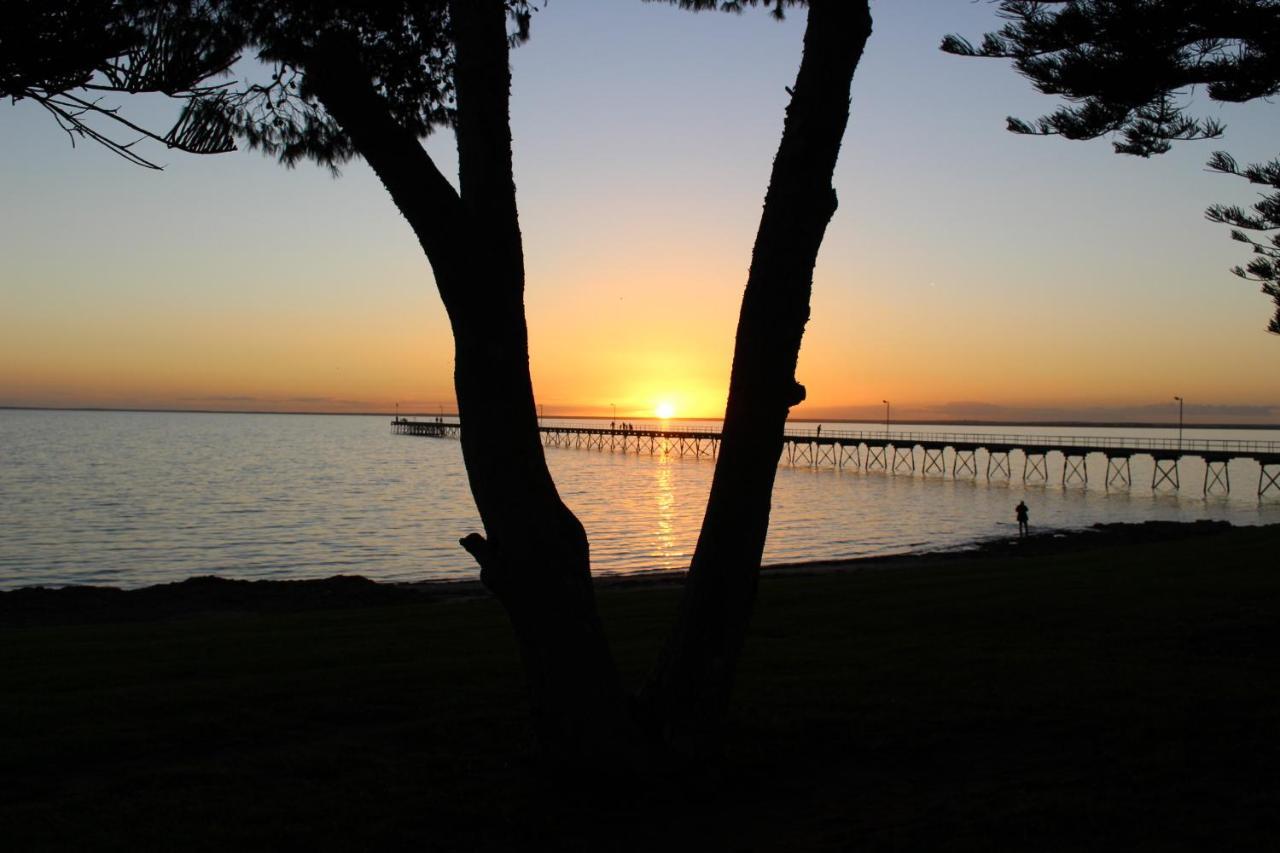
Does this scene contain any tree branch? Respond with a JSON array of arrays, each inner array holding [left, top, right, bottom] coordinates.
[[302, 38, 468, 294]]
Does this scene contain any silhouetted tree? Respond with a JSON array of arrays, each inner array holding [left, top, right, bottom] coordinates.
[[7, 0, 873, 765], [638, 0, 872, 754], [1, 0, 242, 167], [942, 0, 1280, 334], [7, 0, 635, 764], [240, 0, 642, 766]]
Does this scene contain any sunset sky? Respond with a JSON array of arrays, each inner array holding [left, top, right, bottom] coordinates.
[[2, 0, 1278, 423]]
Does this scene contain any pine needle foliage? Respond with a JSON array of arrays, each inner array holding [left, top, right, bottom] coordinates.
[[3, 1, 242, 167], [642, 0, 805, 19], [943, 0, 1280, 334], [3, 1, 538, 173], [1207, 153, 1280, 334]]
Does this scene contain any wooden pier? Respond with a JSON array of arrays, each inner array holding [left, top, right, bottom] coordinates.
[[391, 418, 1280, 497], [392, 418, 459, 439]]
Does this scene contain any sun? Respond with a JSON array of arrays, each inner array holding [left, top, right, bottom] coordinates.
[[655, 401, 676, 420]]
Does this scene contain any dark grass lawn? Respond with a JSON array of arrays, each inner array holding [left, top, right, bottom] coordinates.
[[2, 525, 1278, 851]]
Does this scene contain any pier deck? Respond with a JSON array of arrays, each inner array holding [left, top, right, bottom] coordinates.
[[392, 419, 1280, 497]]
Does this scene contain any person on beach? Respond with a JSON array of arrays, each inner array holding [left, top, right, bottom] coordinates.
[[1015, 501, 1029, 537]]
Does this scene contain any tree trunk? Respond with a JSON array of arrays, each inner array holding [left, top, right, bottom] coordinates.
[[304, 1, 637, 766], [645, 0, 873, 755]]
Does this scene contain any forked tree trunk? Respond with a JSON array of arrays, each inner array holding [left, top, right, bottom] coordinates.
[[645, 0, 873, 755], [307, 0, 872, 766], [305, 1, 637, 766]]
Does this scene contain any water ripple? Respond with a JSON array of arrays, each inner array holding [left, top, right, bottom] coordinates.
[[2, 410, 1279, 589]]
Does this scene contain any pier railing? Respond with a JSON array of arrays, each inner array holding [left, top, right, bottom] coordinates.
[[394, 419, 1280, 495], [401, 419, 1280, 456], [534, 422, 1280, 455], [539, 421, 722, 436], [775, 427, 1280, 456]]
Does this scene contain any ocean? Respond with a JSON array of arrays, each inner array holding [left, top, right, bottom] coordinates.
[[1, 409, 1277, 590]]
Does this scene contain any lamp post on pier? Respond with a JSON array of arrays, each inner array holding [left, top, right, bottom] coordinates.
[[883, 400, 890, 437], [611, 403, 616, 427], [1174, 396, 1183, 451]]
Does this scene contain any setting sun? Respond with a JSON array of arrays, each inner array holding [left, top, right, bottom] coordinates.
[[655, 401, 676, 420]]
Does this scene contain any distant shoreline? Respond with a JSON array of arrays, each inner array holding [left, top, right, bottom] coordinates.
[[3, 405, 1279, 431]]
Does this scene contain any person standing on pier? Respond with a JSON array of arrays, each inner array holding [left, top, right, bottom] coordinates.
[[1015, 501, 1029, 538]]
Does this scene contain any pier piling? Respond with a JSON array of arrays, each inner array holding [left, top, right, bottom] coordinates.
[[392, 419, 1280, 501]]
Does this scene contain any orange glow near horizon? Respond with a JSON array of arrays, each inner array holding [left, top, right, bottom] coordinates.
[[2, 1, 1280, 425]]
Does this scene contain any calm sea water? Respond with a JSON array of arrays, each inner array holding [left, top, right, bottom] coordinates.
[[1, 409, 1277, 590]]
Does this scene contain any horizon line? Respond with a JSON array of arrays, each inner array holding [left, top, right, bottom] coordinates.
[[4, 405, 1280, 431]]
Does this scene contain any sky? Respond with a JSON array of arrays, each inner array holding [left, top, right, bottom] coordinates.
[[2, 0, 1278, 424]]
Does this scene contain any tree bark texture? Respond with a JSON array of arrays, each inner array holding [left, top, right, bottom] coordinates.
[[305, 1, 636, 766], [645, 0, 873, 754]]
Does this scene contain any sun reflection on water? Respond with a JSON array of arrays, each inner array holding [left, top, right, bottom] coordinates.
[[5, 411, 1280, 590], [652, 455, 680, 561]]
